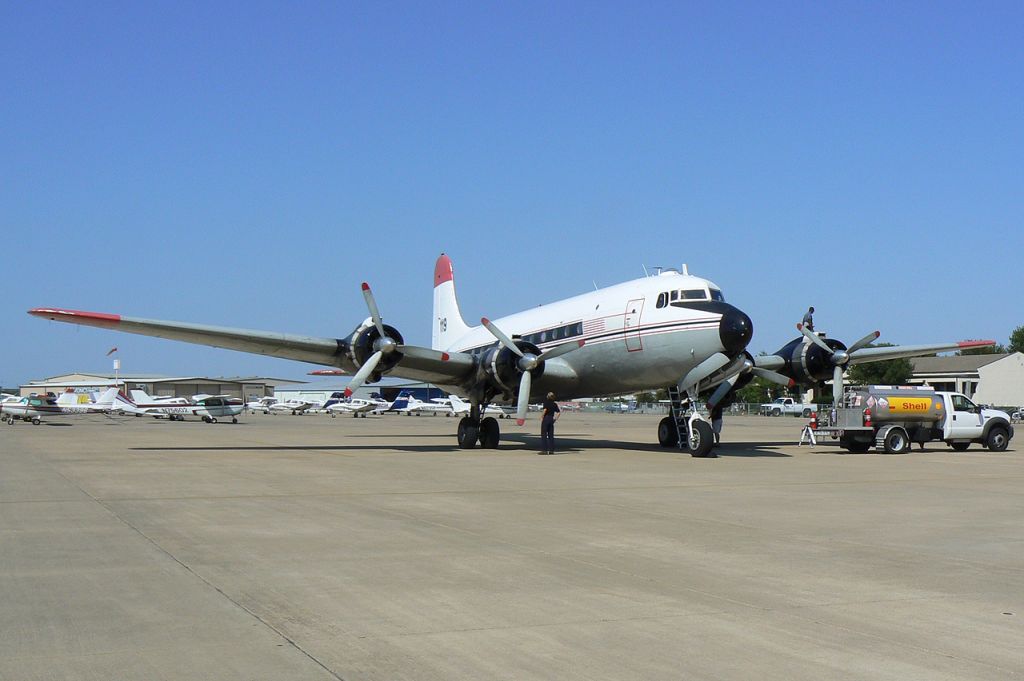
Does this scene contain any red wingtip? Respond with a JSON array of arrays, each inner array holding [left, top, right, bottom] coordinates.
[[434, 253, 454, 288], [516, 418, 525, 426], [28, 307, 122, 326], [957, 339, 996, 349]]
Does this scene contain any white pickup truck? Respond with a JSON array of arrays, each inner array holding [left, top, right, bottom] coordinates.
[[760, 397, 813, 417], [817, 386, 1014, 453]]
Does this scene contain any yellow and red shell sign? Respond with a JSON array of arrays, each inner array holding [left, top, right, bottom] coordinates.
[[888, 397, 940, 414]]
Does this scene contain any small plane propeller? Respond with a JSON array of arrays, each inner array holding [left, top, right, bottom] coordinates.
[[798, 324, 880, 404], [481, 317, 584, 425], [344, 283, 450, 398]]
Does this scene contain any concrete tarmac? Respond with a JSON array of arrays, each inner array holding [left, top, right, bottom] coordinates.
[[1, 411, 1021, 680]]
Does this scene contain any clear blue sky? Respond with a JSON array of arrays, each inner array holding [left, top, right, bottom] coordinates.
[[3, 2, 1022, 387]]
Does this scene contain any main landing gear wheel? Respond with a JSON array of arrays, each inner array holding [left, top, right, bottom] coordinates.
[[479, 417, 500, 449], [657, 417, 678, 448], [32, 417, 41, 425], [687, 420, 715, 458], [231, 417, 238, 424], [950, 442, 970, 452], [457, 417, 478, 449]]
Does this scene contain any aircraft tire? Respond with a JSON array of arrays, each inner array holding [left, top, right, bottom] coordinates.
[[211, 418, 218, 424], [457, 417, 478, 449], [32, 418, 41, 425], [687, 420, 715, 457], [950, 442, 970, 452], [480, 417, 500, 449], [231, 417, 238, 424], [657, 417, 678, 448]]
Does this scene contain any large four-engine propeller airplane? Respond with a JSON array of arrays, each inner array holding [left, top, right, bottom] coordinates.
[[29, 253, 992, 455]]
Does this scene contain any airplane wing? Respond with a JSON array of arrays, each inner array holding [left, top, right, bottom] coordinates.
[[848, 340, 995, 364], [28, 307, 477, 385]]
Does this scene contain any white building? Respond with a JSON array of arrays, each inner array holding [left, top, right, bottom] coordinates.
[[907, 353, 1024, 408]]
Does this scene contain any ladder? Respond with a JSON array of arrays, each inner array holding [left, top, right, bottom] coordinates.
[[666, 386, 690, 449]]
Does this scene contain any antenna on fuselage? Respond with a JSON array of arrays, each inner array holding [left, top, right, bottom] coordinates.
[[681, 264, 689, 276], [642, 264, 649, 278]]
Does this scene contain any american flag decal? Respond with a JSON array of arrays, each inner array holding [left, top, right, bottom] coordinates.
[[583, 319, 605, 335]]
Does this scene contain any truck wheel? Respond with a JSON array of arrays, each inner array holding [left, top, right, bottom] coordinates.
[[950, 442, 970, 452], [883, 428, 910, 454], [843, 441, 871, 453], [688, 420, 716, 458], [771, 408, 781, 417], [657, 417, 678, 448], [985, 426, 1010, 452]]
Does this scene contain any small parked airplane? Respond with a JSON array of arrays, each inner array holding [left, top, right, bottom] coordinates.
[[449, 394, 514, 419], [325, 396, 391, 418], [386, 391, 452, 416], [2, 388, 120, 425], [121, 390, 244, 423], [30, 253, 992, 455]]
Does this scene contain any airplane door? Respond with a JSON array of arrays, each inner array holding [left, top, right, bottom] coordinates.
[[624, 298, 644, 352]]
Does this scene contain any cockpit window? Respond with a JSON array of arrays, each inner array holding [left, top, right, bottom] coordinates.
[[710, 289, 724, 302], [680, 289, 706, 300]]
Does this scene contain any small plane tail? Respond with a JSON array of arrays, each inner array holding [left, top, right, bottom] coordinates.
[[93, 387, 119, 408], [448, 394, 469, 413], [130, 389, 154, 404], [432, 253, 473, 350], [56, 389, 91, 406]]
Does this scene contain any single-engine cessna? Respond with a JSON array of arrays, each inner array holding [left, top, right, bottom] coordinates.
[[29, 254, 991, 455], [1, 388, 120, 425]]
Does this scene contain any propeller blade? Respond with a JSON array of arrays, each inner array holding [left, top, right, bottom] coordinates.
[[751, 367, 795, 387], [515, 370, 532, 426], [538, 339, 585, 362], [481, 318, 524, 357], [846, 330, 881, 355], [798, 323, 834, 354], [832, 364, 844, 405], [361, 283, 386, 338], [344, 350, 383, 398], [678, 352, 730, 393], [706, 378, 735, 410]]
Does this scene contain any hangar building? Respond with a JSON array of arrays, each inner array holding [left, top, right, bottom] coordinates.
[[20, 373, 291, 400], [907, 352, 1024, 408]]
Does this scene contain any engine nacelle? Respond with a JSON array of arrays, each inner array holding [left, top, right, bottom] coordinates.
[[773, 335, 847, 386], [349, 318, 405, 376], [480, 340, 544, 397]]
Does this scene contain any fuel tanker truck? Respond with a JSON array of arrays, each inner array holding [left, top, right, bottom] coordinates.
[[814, 386, 1014, 454]]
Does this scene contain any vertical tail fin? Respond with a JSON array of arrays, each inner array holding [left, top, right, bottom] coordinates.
[[432, 253, 472, 350]]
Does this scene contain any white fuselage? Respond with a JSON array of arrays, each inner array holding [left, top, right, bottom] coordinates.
[[438, 270, 736, 401]]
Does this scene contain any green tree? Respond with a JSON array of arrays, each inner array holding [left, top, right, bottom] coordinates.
[[846, 343, 913, 386], [1009, 325, 1024, 354], [958, 343, 1007, 355], [635, 391, 656, 406], [735, 375, 778, 404]]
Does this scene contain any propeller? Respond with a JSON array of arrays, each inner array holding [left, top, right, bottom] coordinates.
[[798, 323, 880, 404], [344, 283, 450, 397], [481, 317, 585, 425]]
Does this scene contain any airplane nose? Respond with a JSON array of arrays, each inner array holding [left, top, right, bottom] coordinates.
[[719, 305, 753, 356]]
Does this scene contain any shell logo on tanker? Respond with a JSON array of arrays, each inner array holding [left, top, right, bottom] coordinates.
[[888, 397, 940, 413]]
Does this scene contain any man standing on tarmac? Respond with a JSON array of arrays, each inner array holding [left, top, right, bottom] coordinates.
[[540, 392, 561, 455]]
